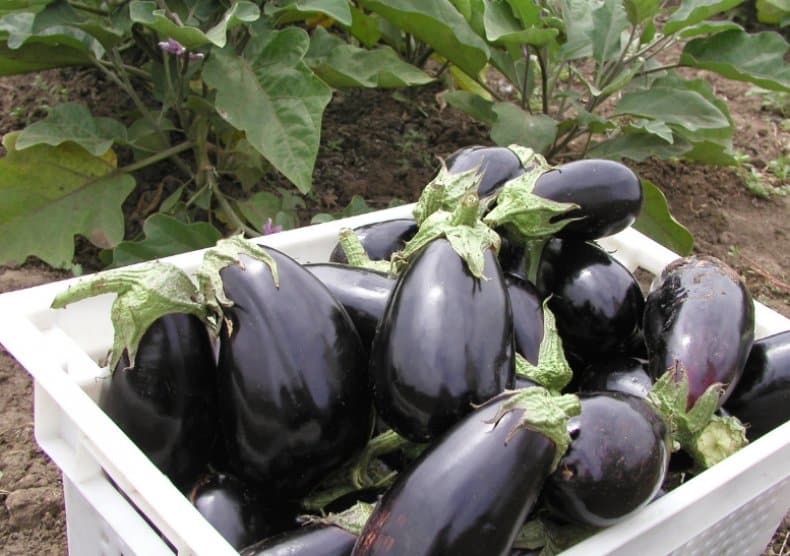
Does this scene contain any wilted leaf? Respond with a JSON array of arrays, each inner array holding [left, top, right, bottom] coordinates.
[[109, 214, 222, 267], [0, 132, 135, 269]]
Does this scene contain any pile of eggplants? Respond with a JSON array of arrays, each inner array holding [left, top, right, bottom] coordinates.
[[49, 144, 788, 555]]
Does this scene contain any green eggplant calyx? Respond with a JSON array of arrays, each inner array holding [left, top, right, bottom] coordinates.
[[646, 364, 747, 469], [397, 193, 500, 280], [348, 429, 416, 489], [483, 163, 581, 240], [413, 162, 482, 225], [328, 501, 376, 536], [486, 387, 581, 472], [50, 262, 210, 371], [336, 228, 392, 273], [195, 235, 278, 334], [514, 303, 573, 393], [507, 144, 541, 169], [514, 512, 600, 553]]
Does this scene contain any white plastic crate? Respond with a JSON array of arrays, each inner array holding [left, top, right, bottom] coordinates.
[[0, 204, 788, 556]]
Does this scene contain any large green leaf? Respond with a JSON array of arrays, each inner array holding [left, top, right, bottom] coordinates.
[[108, 214, 222, 267], [129, 0, 260, 48], [0, 11, 103, 66], [490, 103, 557, 153], [587, 131, 692, 161], [15, 103, 126, 155], [624, 0, 661, 24], [33, 0, 125, 50], [677, 19, 742, 37], [558, 0, 596, 59], [615, 84, 730, 132], [0, 39, 89, 74], [443, 90, 497, 124], [680, 30, 790, 92], [483, 0, 558, 47], [0, 133, 135, 269], [591, 0, 629, 63], [306, 27, 433, 88], [633, 178, 694, 255], [663, 0, 743, 34], [0, 0, 53, 17], [203, 31, 332, 194], [264, 0, 352, 26], [357, 0, 490, 77]]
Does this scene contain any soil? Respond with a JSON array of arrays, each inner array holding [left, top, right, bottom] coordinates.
[[0, 62, 788, 555]]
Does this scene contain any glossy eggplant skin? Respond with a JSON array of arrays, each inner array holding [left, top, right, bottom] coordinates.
[[533, 159, 643, 240], [99, 313, 217, 492], [643, 255, 754, 408], [240, 524, 356, 556], [577, 357, 652, 399], [544, 392, 669, 527], [536, 239, 645, 360], [304, 263, 395, 351], [329, 219, 418, 264], [505, 274, 543, 365], [725, 331, 790, 440], [217, 250, 371, 497], [369, 238, 514, 442], [445, 145, 525, 197], [190, 473, 292, 550], [352, 395, 554, 556]]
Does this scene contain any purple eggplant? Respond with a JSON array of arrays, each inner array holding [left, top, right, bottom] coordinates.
[[241, 524, 356, 556], [536, 239, 645, 360], [643, 255, 754, 408], [725, 330, 790, 440], [533, 159, 642, 240], [369, 238, 514, 442], [445, 145, 525, 197], [305, 263, 395, 351], [214, 247, 371, 497], [505, 274, 544, 365], [352, 390, 578, 556], [189, 472, 294, 549], [577, 357, 652, 399], [544, 392, 669, 527], [99, 313, 218, 491], [329, 219, 417, 264]]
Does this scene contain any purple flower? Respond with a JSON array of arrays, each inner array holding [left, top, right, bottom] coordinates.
[[158, 38, 186, 56], [262, 218, 282, 235]]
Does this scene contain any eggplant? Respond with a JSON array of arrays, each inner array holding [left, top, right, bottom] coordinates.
[[189, 472, 293, 549], [99, 313, 217, 491], [329, 219, 418, 264], [576, 357, 652, 399], [216, 248, 371, 496], [725, 330, 790, 440], [445, 145, 525, 197], [505, 274, 543, 365], [643, 255, 754, 408], [369, 238, 514, 442], [543, 392, 669, 527], [241, 524, 356, 556], [498, 232, 529, 279], [533, 159, 642, 240], [304, 263, 395, 351], [352, 390, 576, 556], [536, 239, 645, 360]]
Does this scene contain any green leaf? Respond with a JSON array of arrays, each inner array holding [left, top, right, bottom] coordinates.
[[663, 0, 743, 34], [681, 140, 738, 165], [236, 189, 305, 231], [0, 39, 89, 74], [347, 5, 381, 47], [0, 132, 135, 269], [624, 0, 661, 24], [591, 0, 628, 63], [677, 19, 742, 37], [490, 103, 557, 153], [0, 0, 53, 18], [265, 0, 352, 26], [15, 103, 126, 156], [306, 27, 433, 88], [310, 195, 374, 224], [615, 85, 730, 132], [129, 0, 260, 48], [557, 0, 596, 59], [627, 119, 675, 143], [587, 131, 692, 161], [680, 29, 790, 92], [32, 0, 125, 50], [109, 214, 222, 267], [443, 90, 497, 124], [357, 0, 490, 77], [203, 31, 332, 194], [633, 178, 694, 255], [483, 0, 558, 47]]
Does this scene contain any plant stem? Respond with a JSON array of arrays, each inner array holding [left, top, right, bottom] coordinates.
[[115, 141, 194, 174], [520, 45, 531, 112], [634, 63, 681, 78], [537, 48, 549, 115]]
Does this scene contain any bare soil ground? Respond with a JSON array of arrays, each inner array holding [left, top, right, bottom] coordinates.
[[0, 65, 787, 554]]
